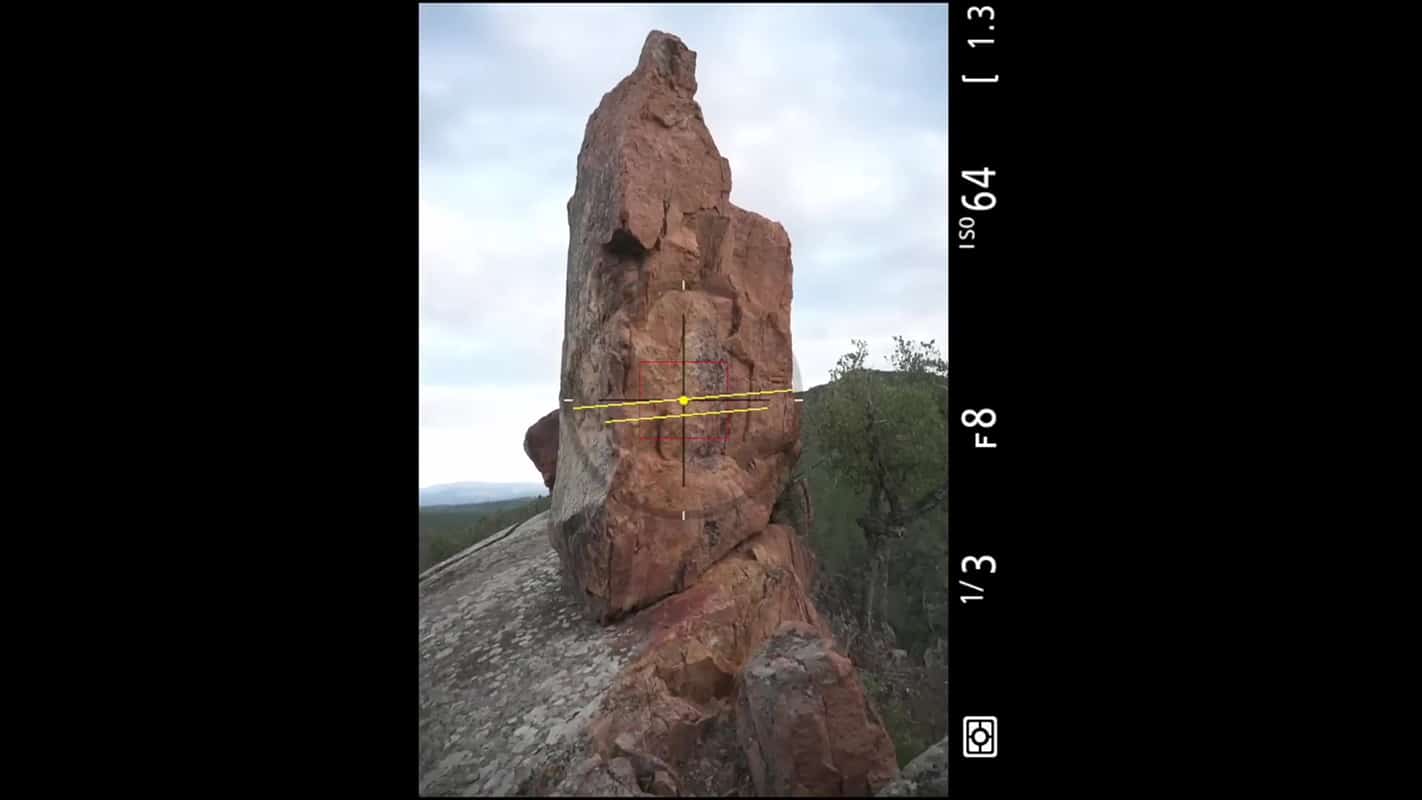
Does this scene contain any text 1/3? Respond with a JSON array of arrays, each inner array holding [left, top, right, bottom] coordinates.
[[958, 168, 995, 250], [959, 554, 997, 603]]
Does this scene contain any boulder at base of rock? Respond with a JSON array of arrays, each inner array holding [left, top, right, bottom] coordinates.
[[551, 29, 801, 622], [524, 409, 560, 490], [735, 622, 900, 797], [587, 524, 825, 774]]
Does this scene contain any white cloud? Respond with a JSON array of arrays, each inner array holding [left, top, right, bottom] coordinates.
[[420, 383, 555, 487]]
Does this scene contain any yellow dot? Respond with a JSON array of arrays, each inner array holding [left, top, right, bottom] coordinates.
[[678, 395, 690, 406]]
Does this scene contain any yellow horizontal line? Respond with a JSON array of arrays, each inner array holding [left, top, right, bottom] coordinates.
[[572, 397, 680, 411], [574, 387, 794, 412], [604, 406, 771, 425]]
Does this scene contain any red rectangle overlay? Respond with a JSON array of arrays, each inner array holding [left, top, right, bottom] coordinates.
[[637, 360, 732, 441]]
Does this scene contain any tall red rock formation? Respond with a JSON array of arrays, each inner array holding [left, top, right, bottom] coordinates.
[[428, 30, 904, 799], [477, 30, 898, 798], [551, 30, 800, 622]]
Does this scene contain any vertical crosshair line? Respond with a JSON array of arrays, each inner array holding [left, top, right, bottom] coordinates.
[[681, 314, 687, 487]]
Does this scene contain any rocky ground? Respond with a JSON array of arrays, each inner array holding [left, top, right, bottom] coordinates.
[[419, 511, 642, 796], [418, 507, 915, 797], [876, 736, 950, 797]]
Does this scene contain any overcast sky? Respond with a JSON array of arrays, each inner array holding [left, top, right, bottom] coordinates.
[[420, 3, 948, 487]]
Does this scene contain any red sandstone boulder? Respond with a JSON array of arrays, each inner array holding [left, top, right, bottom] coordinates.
[[551, 30, 801, 622], [523, 408, 559, 490], [735, 622, 900, 796], [586, 524, 827, 773]]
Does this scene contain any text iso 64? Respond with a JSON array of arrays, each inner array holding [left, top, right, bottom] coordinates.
[[957, 169, 996, 251]]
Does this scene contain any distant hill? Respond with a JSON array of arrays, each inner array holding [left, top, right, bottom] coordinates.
[[419, 494, 552, 573], [419, 481, 547, 507]]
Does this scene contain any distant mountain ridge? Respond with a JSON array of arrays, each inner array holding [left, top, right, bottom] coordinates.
[[419, 481, 547, 507]]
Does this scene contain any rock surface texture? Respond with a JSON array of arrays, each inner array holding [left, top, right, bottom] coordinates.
[[419, 512, 643, 797], [735, 622, 901, 796], [418, 510, 824, 797], [586, 525, 825, 768], [552, 29, 801, 623], [523, 409, 560, 491]]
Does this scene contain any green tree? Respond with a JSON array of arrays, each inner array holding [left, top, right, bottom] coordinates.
[[812, 337, 948, 632]]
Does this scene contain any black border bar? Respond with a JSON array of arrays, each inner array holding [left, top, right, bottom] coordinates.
[[948, 3, 1016, 796]]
